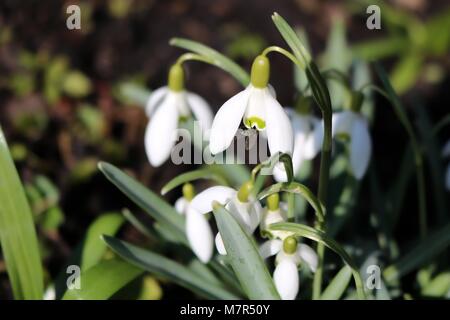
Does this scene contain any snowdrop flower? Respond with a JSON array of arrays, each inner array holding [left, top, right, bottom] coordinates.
[[442, 139, 450, 191], [260, 236, 318, 300], [209, 55, 293, 158], [189, 181, 262, 255], [145, 64, 213, 167], [332, 93, 372, 180], [174, 183, 214, 263], [274, 103, 324, 182], [259, 193, 293, 240]]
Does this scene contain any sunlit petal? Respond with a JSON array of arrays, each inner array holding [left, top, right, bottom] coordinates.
[[259, 239, 282, 259], [274, 259, 299, 300], [332, 111, 356, 136], [265, 92, 294, 156], [209, 88, 250, 154], [215, 232, 227, 255], [186, 208, 214, 263], [144, 95, 179, 167], [190, 186, 236, 214], [297, 243, 318, 273], [145, 86, 168, 116], [303, 117, 324, 159]]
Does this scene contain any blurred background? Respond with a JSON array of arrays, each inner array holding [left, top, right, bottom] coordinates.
[[0, 0, 449, 299]]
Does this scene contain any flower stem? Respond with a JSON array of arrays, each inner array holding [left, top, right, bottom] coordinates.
[[312, 113, 332, 300], [261, 46, 306, 70]]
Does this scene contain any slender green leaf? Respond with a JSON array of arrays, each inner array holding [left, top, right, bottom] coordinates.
[[421, 272, 450, 298], [62, 258, 143, 300], [98, 162, 186, 244], [103, 236, 239, 299], [161, 169, 228, 195], [212, 204, 280, 300], [269, 222, 366, 299], [207, 163, 250, 187], [321, 265, 352, 300], [170, 37, 250, 86], [383, 223, 450, 283], [0, 127, 43, 299], [81, 212, 125, 271]]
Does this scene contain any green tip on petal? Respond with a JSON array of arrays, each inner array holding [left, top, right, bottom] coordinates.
[[182, 183, 195, 201], [244, 116, 266, 130], [237, 181, 254, 203], [283, 236, 298, 254], [267, 193, 280, 211], [250, 55, 270, 88], [168, 63, 184, 92]]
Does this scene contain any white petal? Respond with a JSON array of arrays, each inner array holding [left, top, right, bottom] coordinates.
[[209, 89, 250, 154], [174, 197, 189, 215], [267, 84, 277, 98], [297, 244, 318, 273], [186, 208, 214, 263], [303, 117, 324, 159], [443, 140, 450, 157], [145, 86, 168, 116], [215, 232, 227, 255], [187, 92, 213, 133], [190, 186, 236, 214], [350, 116, 372, 180], [248, 200, 263, 232], [265, 92, 294, 155], [144, 95, 179, 167], [226, 199, 252, 230], [259, 239, 282, 259], [332, 111, 356, 136], [244, 87, 266, 129], [274, 259, 299, 300], [446, 164, 450, 191]]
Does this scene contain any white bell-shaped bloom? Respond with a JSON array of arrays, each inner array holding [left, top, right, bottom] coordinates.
[[190, 184, 262, 255], [260, 238, 318, 300], [442, 139, 450, 191], [332, 110, 372, 180], [259, 193, 294, 240], [145, 64, 213, 167], [175, 186, 214, 263], [274, 108, 324, 182], [209, 55, 293, 158]]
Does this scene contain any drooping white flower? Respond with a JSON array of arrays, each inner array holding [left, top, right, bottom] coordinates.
[[274, 107, 324, 182], [260, 237, 318, 300], [175, 183, 214, 263], [442, 139, 450, 191], [209, 55, 293, 157], [259, 193, 293, 240], [145, 64, 213, 167], [332, 110, 372, 180], [189, 182, 262, 255]]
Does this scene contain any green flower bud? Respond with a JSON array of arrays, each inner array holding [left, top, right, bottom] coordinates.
[[182, 183, 195, 201], [267, 193, 279, 211], [250, 55, 270, 88], [237, 181, 254, 203], [168, 63, 184, 92], [283, 236, 298, 254]]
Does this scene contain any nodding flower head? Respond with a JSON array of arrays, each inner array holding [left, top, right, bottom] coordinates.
[[189, 182, 262, 256], [209, 55, 293, 157], [259, 236, 318, 300], [174, 183, 214, 263], [332, 92, 372, 180], [144, 64, 213, 167]]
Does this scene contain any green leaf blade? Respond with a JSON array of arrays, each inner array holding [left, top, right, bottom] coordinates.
[[62, 258, 143, 300], [212, 204, 280, 300], [0, 128, 44, 299]]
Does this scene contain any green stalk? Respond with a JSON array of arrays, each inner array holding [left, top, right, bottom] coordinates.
[[312, 112, 332, 299]]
